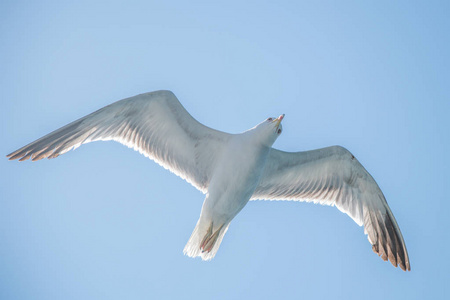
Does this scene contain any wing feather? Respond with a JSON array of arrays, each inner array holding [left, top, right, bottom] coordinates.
[[7, 90, 230, 193], [252, 145, 410, 271]]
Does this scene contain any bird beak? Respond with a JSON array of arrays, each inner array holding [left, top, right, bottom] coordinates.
[[273, 114, 285, 127]]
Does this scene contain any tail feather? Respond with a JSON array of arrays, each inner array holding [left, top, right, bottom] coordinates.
[[183, 220, 230, 261]]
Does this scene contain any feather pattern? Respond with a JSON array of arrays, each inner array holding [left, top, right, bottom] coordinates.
[[252, 145, 410, 271], [7, 90, 230, 193]]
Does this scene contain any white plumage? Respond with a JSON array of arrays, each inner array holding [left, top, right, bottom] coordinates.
[[7, 90, 410, 271]]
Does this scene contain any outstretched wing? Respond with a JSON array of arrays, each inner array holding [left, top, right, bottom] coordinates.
[[252, 145, 410, 271], [7, 90, 231, 193]]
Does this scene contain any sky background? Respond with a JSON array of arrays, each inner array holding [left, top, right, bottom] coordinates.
[[1, 1, 449, 299]]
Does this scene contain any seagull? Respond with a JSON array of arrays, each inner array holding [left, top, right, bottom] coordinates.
[[7, 90, 410, 271]]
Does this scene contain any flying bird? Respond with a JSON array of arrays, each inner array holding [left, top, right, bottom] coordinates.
[[7, 90, 410, 271]]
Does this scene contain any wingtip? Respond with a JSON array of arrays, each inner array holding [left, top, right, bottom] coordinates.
[[398, 260, 411, 272], [403, 260, 411, 272], [7, 151, 23, 161], [372, 238, 411, 271], [18, 154, 31, 162]]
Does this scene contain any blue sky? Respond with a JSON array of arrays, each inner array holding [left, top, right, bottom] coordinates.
[[1, 1, 449, 299]]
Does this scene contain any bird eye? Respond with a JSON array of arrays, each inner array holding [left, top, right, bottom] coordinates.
[[267, 118, 273, 121], [277, 128, 282, 134]]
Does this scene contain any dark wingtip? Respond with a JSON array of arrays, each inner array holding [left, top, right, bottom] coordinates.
[[18, 153, 32, 161], [397, 260, 411, 272], [385, 212, 411, 272], [403, 260, 411, 271], [370, 211, 411, 272], [7, 151, 23, 161]]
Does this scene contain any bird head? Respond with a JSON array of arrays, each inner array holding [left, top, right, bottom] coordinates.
[[249, 114, 284, 147]]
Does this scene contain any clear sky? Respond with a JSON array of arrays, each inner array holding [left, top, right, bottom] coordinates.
[[1, 1, 449, 299]]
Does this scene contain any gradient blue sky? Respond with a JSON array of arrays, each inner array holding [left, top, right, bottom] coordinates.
[[1, 1, 449, 299]]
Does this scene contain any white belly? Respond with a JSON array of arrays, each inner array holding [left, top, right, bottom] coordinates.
[[183, 124, 279, 260], [200, 135, 271, 225]]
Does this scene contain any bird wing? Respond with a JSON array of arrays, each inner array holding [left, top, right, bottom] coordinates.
[[251, 145, 410, 271], [7, 90, 231, 193]]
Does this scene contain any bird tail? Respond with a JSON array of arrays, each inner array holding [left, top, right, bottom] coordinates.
[[183, 219, 230, 261]]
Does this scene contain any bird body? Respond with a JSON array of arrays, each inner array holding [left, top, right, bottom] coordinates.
[[7, 90, 410, 271], [184, 122, 279, 259]]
